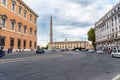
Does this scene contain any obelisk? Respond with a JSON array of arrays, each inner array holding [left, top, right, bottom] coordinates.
[[50, 16, 53, 43], [49, 16, 53, 50]]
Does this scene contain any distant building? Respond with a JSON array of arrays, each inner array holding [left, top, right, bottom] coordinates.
[[48, 40, 93, 50], [95, 1, 120, 50], [48, 16, 93, 50], [0, 0, 39, 51]]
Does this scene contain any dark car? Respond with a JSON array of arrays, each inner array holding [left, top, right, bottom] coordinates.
[[0, 49, 5, 57], [36, 49, 45, 54]]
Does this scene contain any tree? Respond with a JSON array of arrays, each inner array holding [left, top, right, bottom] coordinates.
[[41, 45, 48, 49], [87, 27, 96, 49]]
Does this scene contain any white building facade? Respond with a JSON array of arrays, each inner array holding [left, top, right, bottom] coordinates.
[[95, 1, 120, 50]]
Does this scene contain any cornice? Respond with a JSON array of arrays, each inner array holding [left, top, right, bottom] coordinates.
[[17, 0, 39, 17]]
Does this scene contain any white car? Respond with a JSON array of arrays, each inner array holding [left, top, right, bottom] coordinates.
[[96, 50, 104, 54], [111, 50, 120, 57], [75, 49, 79, 52], [88, 49, 95, 53]]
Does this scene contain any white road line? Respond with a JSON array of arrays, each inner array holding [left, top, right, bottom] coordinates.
[[112, 74, 120, 80]]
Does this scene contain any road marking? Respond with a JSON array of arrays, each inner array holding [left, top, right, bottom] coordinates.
[[112, 74, 120, 80], [0, 54, 62, 63]]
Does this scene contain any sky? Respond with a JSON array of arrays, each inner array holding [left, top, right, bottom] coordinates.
[[24, 0, 120, 47]]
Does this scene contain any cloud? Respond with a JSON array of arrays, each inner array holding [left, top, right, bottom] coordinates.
[[53, 25, 91, 41], [24, 0, 117, 46], [66, 0, 95, 6]]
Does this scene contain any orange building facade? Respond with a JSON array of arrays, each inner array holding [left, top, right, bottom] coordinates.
[[0, 0, 39, 51]]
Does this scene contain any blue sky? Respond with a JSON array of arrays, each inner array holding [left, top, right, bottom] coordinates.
[[24, 0, 119, 47]]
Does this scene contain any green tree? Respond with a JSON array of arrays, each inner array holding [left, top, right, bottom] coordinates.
[[87, 27, 96, 49], [45, 45, 48, 49], [41, 45, 48, 49]]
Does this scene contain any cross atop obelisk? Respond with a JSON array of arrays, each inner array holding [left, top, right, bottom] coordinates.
[[50, 16, 53, 43]]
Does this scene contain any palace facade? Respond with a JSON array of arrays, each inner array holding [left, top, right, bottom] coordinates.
[[0, 0, 39, 51], [48, 40, 93, 50], [95, 1, 120, 50]]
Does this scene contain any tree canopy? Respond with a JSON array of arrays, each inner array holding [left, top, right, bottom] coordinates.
[[87, 27, 96, 49]]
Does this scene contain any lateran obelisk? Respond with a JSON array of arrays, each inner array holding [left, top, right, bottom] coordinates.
[[48, 16, 53, 50]]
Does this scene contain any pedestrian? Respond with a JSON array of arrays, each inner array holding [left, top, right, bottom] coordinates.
[[7, 48, 11, 53]]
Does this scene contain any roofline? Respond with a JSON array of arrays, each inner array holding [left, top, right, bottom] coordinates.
[[95, 1, 120, 27], [18, 0, 39, 17], [51, 41, 89, 43]]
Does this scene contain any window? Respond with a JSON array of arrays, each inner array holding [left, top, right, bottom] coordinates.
[[118, 7, 120, 10], [10, 19, 16, 30], [112, 28, 114, 32], [112, 35, 114, 38], [1, 18, 6, 27], [118, 14, 120, 18], [18, 23, 22, 32], [11, 22, 15, 30], [116, 27, 117, 31], [114, 9, 116, 13], [10, 38, 14, 47], [34, 30, 37, 36], [18, 6, 22, 15], [23, 40, 26, 49], [115, 16, 117, 20], [30, 14, 32, 21], [112, 18, 113, 22], [0, 36, 5, 46], [112, 23, 113, 26], [29, 41, 32, 49], [12, 1, 16, 11], [115, 34, 117, 37], [30, 28, 32, 35], [23, 25, 27, 34], [24, 10, 27, 18], [2, 0, 6, 5], [18, 39, 21, 49]]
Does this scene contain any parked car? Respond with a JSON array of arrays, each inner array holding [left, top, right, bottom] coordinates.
[[88, 49, 95, 53], [75, 49, 80, 52], [111, 50, 120, 57], [36, 49, 45, 54], [0, 49, 5, 57], [96, 50, 105, 54]]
